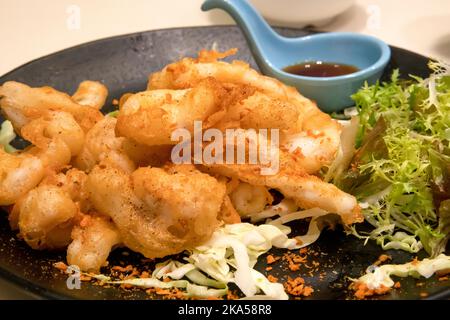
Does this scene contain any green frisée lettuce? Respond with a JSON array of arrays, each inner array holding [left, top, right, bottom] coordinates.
[[106, 110, 119, 118], [332, 61, 450, 256], [0, 120, 17, 153], [324, 116, 359, 183]]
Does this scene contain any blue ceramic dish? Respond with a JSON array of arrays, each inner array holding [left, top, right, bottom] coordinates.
[[202, 0, 391, 112]]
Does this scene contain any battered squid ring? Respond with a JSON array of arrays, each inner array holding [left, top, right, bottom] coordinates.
[[67, 214, 121, 273], [230, 182, 273, 216], [200, 131, 362, 225], [9, 168, 90, 249], [74, 116, 173, 173], [0, 150, 45, 206], [21, 111, 85, 156], [0, 81, 103, 132], [72, 80, 108, 110], [148, 49, 342, 173], [17, 184, 77, 250], [116, 78, 226, 146], [0, 112, 84, 205], [86, 164, 226, 258], [73, 116, 136, 173]]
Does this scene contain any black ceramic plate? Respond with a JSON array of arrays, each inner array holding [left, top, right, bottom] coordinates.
[[0, 26, 449, 300]]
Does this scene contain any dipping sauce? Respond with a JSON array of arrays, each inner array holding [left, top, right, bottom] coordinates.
[[283, 61, 359, 77]]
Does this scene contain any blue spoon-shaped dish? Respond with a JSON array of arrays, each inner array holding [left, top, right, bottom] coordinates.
[[201, 0, 391, 112]]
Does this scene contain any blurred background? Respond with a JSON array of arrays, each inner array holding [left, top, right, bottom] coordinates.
[[0, 0, 449, 76]]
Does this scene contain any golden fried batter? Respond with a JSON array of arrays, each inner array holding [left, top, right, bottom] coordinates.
[[148, 49, 341, 173], [0, 112, 84, 205], [67, 214, 121, 272], [72, 80, 108, 110], [74, 116, 135, 173], [86, 164, 226, 258], [0, 48, 364, 275], [200, 132, 362, 225], [0, 81, 102, 132], [116, 78, 226, 146], [10, 168, 90, 249], [17, 184, 77, 250]]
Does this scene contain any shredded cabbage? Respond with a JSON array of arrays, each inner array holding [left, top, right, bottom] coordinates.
[[352, 254, 450, 290], [324, 116, 359, 183], [91, 273, 229, 298], [0, 120, 17, 153], [185, 222, 312, 299], [87, 206, 328, 299]]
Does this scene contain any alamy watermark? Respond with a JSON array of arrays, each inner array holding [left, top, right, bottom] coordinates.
[[66, 264, 81, 290], [66, 5, 81, 30], [171, 121, 280, 175], [366, 4, 381, 30]]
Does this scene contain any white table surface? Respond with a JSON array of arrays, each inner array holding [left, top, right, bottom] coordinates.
[[0, 0, 449, 299]]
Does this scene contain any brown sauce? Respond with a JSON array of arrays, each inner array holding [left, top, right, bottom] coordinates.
[[283, 61, 359, 77]]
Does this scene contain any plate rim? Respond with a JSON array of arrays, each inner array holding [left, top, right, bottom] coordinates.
[[0, 25, 431, 79]]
